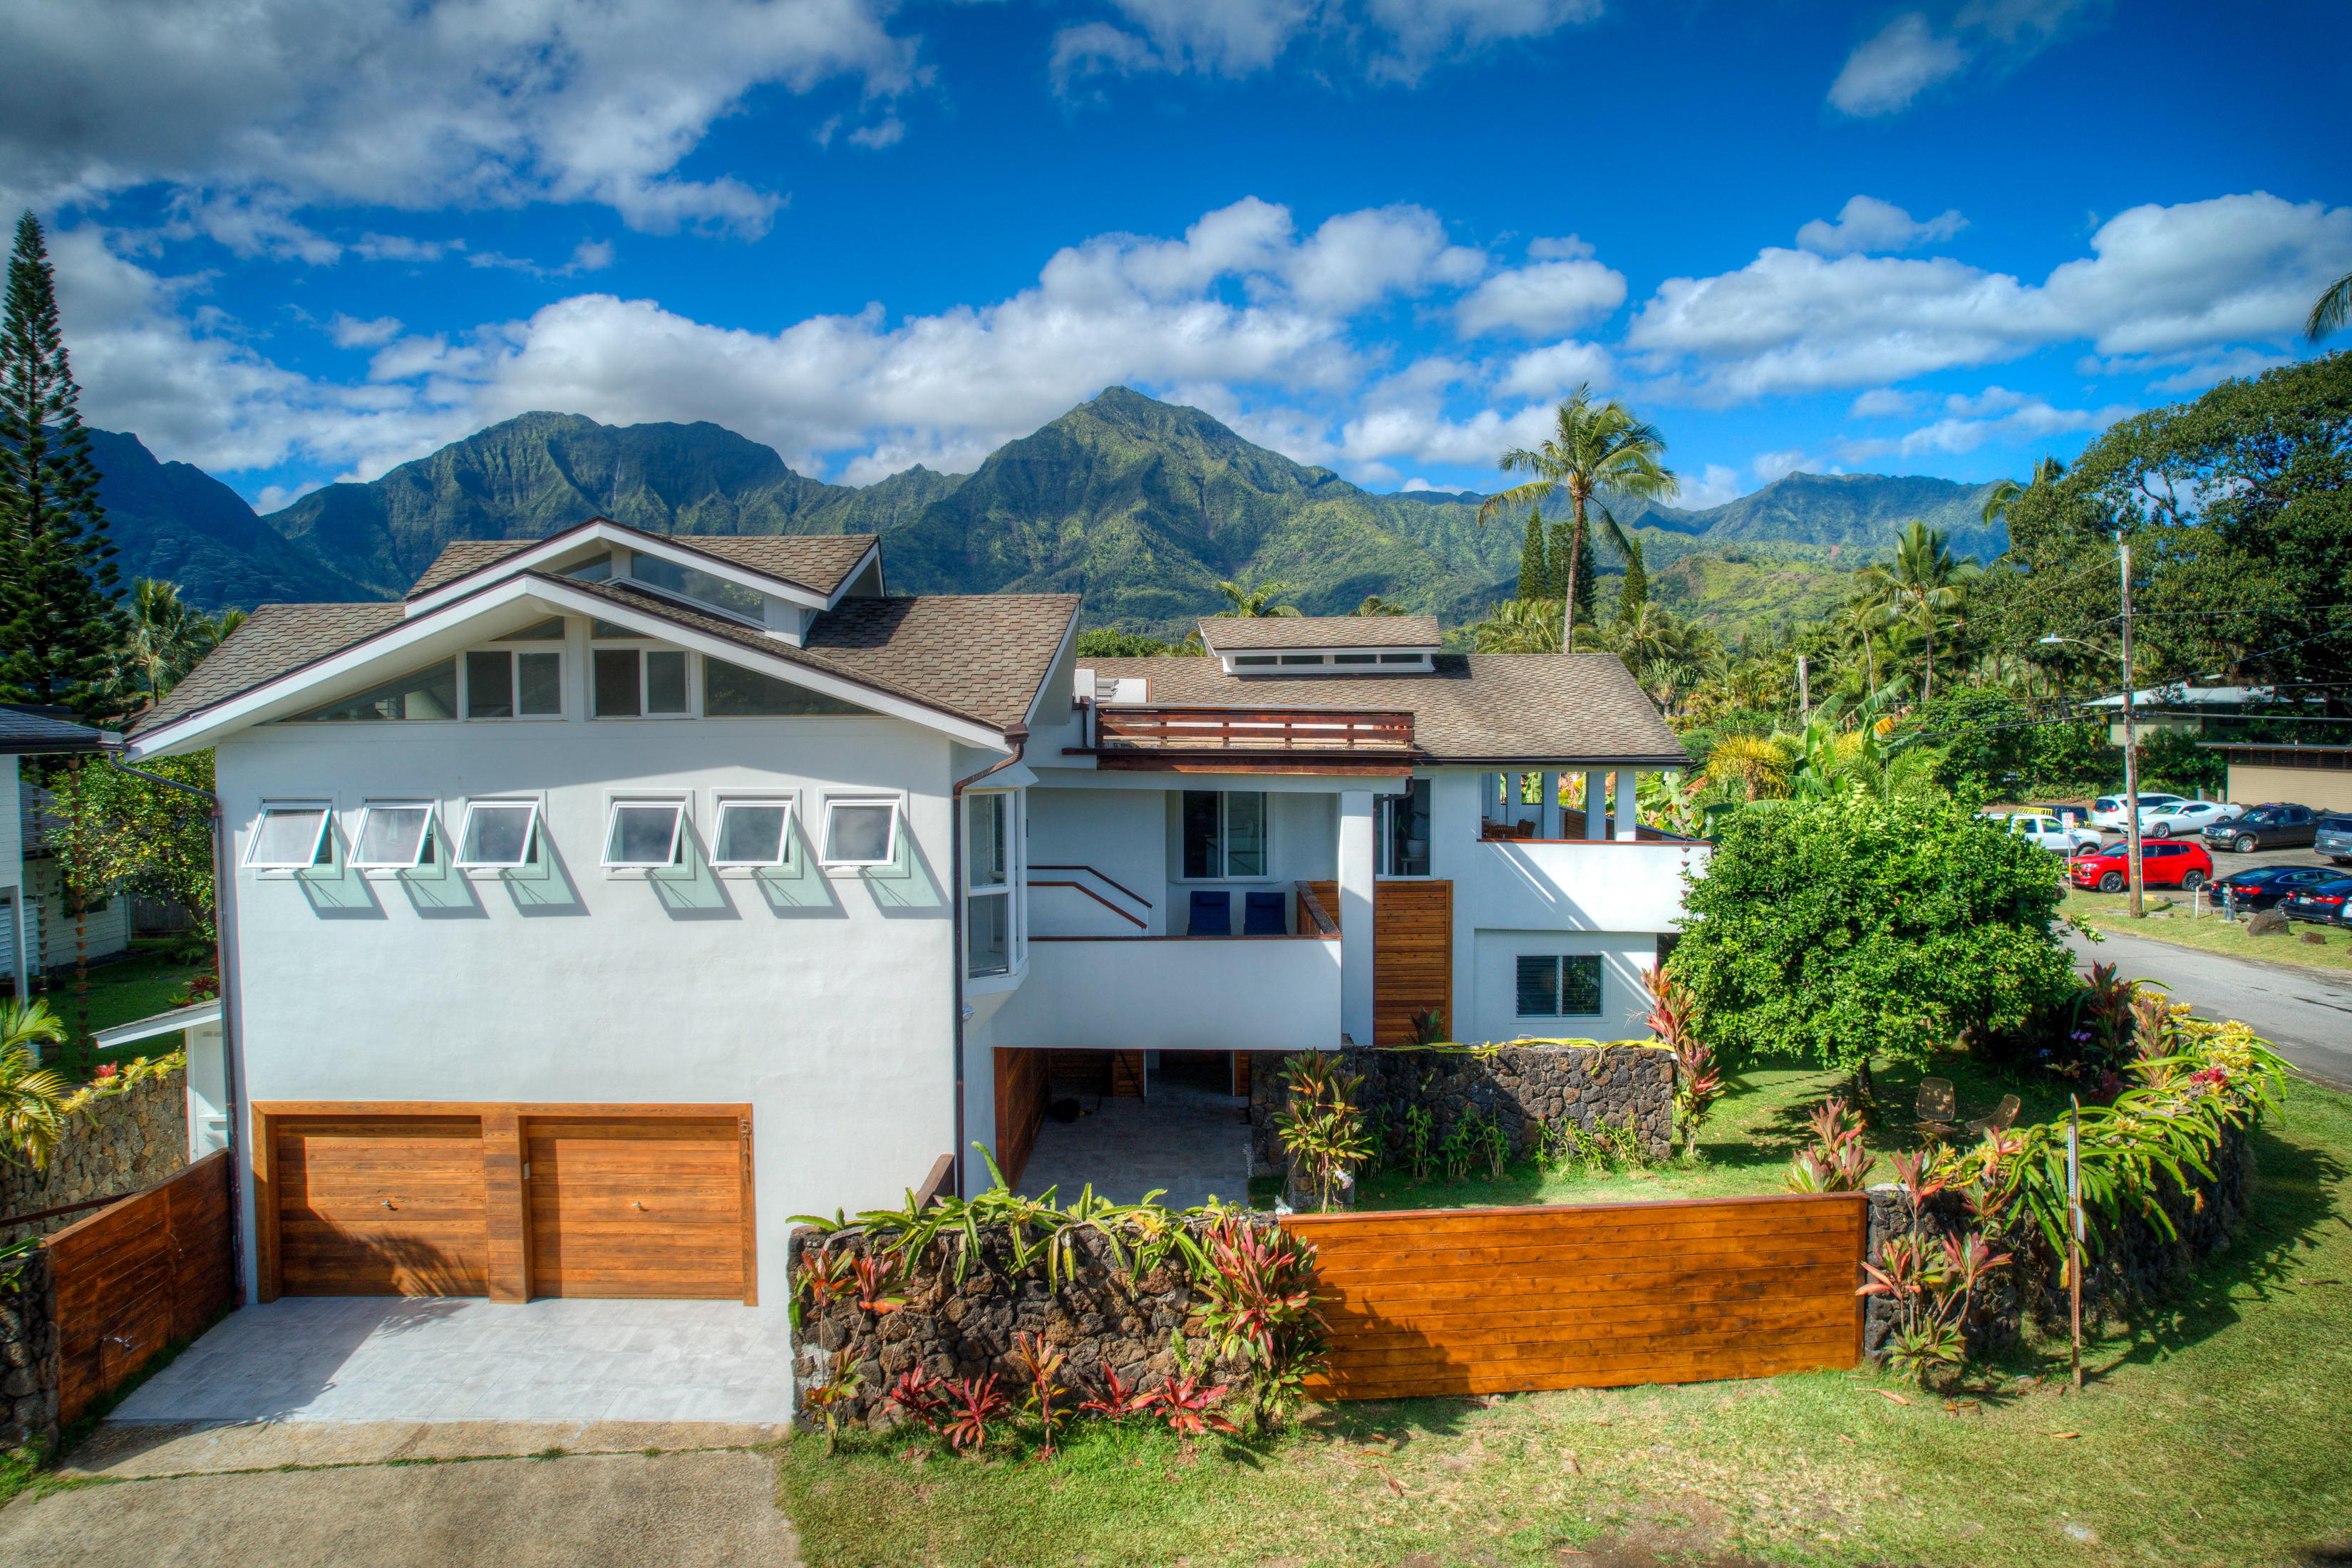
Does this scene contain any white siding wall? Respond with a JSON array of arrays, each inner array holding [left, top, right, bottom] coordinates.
[[216, 713, 963, 1306], [1026, 786, 1169, 936]]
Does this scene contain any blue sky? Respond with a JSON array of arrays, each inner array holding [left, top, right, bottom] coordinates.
[[8, 0, 2347, 512]]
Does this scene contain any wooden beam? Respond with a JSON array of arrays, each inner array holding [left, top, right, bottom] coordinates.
[[480, 1109, 531, 1303]]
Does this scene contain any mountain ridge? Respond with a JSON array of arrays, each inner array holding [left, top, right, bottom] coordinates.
[[86, 391, 2006, 639]]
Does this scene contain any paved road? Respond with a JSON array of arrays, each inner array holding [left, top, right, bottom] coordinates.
[[2065, 927, 2352, 1088]]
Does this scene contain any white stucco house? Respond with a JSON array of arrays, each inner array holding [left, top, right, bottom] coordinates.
[[1, 703, 125, 1004], [124, 517, 1701, 1310]]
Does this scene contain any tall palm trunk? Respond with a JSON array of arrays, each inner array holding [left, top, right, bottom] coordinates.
[[1562, 482, 1590, 650], [1923, 612, 1934, 704]]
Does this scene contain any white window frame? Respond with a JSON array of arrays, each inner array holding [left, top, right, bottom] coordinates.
[[348, 800, 440, 873], [710, 794, 796, 872], [460, 646, 567, 721], [244, 800, 335, 872], [453, 798, 544, 873], [602, 795, 689, 873], [1177, 789, 1273, 882], [589, 637, 696, 721], [820, 795, 903, 870], [965, 790, 1018, 981]]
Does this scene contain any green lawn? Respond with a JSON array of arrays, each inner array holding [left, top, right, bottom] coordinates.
[[1352, 1047, 2067, 1212], [26, 939, 209, 1082], [2065, 888, 2352, 976], [779, 1076, 2352, 1568]]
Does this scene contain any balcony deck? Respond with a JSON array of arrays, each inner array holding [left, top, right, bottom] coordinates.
[[1069, 705, 1416, 775]]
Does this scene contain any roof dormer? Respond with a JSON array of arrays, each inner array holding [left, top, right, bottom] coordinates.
[[1196, 614, 1442, 676]]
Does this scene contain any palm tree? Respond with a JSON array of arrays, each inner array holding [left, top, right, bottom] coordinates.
[[1211, 579, 1303, 618], [1351, 594, 1405, 617], [1836, 596, 1884, 697], [1978, 455, 2066, 528], [0, 1000, 71, 1170], [1471, 598, 1562, 654], [1855, 521, 1979, 704], [1475, 384, 1678, 649], [100, 579, 244, 716], [2307, 271, 2352, 343], [1703, 735, 1793, 802]]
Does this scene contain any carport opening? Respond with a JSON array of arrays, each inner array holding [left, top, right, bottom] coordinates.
[[1005, 1049, 1251, 1210]]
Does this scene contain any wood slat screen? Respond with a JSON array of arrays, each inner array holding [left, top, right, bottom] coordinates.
[[1283, 1194, 1867, 1400], [46, 1151, 237, 1425], [994, 1048, 1049, 1187], [1373, 880, 1451, 1046]]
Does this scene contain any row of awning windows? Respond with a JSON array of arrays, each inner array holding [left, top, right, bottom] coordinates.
[[242, 796, 902, 874]]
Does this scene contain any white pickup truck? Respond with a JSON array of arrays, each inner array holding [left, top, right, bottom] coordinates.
[[1989, 812, 2103, 855]]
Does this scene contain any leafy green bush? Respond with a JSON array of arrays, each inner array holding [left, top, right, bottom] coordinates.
[[1669, 790, 2076, 1077]]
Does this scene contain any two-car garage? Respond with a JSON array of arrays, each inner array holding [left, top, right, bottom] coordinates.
[[258, 1103, 756, 1304]]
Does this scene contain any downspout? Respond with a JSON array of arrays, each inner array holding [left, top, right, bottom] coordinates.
[[949, 724, 1027, 1200], [103, 749, 243, 1294]]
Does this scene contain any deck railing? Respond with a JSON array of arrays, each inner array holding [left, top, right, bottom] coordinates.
[[1094, 706, 1415, 754]]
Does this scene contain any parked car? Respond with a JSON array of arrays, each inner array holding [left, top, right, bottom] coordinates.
[[2202, 803, 2318, 854], [2141, 799, 2244, 838], [2316, 813, 2352, 866], [2033, 803, 2094, 829], [2214, 865, 2343, 912], [2070, 839, 2213, 894], [2088, 792, 2185, 830], [2281, 875, 2352, 927], [1989, 812, 2103, 854]]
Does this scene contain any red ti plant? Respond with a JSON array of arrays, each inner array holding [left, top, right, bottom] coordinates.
[[1861, 1142, 2014, 1387], [796, 1247, 857, 1311], [1078, 1366, 1155, 1420], [1782, 1099, 1877, 1194], [1644, 965, 1721, 1155], [1148, 1374, 1239, 1440], [939, 1375, 1009, 1455], [801, 1349, 865, 1445], [850, 1253, 907, 1315], [1190, 1213, 1325, 1432], [887, 1368, 948, 1435], [1009, 1332, 1071, 1458]]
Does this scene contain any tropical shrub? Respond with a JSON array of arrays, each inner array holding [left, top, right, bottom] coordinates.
[[1781, 1100, 1877, 1193], [1272, 1053, 1370, 1211], [1644, 966, 1721, 1153], [1670, 790, 2078, 1080], [1187, 1212, 1326, 1433]]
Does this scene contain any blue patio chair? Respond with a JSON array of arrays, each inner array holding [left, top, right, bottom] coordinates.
[[1243, 891, 1286, 936], [1188, 889, 1232, 936]]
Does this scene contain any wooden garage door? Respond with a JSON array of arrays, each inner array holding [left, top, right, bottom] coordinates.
[[525, 1116, 751, 1299], [275, 1115, 489, 1296]]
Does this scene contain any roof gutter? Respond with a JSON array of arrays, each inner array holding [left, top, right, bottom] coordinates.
[[948, 725, 1028, 1201], [101, 748, 244, 1299]]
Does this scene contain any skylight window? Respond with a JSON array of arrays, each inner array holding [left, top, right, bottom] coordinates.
[[351, 803, 436, 869], [604, 800, 686, 868], [629, 553, 765, 621], [711, 800, 793, 867], [455, 800, 540, 868], [245, 804, 332, 870], [822, 799, 900, 867]]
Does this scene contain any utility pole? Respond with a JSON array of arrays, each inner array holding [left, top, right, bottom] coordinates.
[[2118, 537, 2145, 918], [1796, 654, 1810, 721]]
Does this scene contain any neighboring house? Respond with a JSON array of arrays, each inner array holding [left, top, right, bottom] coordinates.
[[1, 704, 123, 1001], [123, 517, 1701, 1311], [2200, 742, 2352, 814]]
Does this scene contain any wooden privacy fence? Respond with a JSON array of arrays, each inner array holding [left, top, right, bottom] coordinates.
[[1282, 1193, 1867, 1400], [44, 1151, 237, 1424]]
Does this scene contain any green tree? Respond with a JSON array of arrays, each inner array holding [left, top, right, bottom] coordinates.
[[1470, 597, 1562, 653], [0, 212, 123, 718], [2308, 272, 2352, 344], [1211, 578, 1302, 618], [1569, 525, 1599, 631], [1516, 505, 1549, 600], [1617, 533, 1649, 621], [1350, 594, 1404, 616], [1075, 627, 1171, 658], [2139, 728, 2227, 794], [1669, 791, 2075, 1085], [1475, 383, 1679, 649], [100, 579, 244, 716], [1978, 455, 2065, 530], [1855, 521, 1978, 704]]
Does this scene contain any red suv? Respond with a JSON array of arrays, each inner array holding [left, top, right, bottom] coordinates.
[[2070, 839, 2213, 893]]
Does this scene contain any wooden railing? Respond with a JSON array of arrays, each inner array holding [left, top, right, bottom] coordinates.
[[1031, 863, 1152, 929], [1095, 706, 1414, 754], [1294, 880, 1340, 937]]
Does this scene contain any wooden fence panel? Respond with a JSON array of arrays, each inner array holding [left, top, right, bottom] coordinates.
[[46, 1151, 237, 1425], [1284, 1193, 1867, 1400], [1373, 880, 1451, 1046]]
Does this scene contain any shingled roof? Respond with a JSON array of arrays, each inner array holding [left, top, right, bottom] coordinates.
[[0, 703, 114, 755], [1081, 654, 1687, 765], [1196, 615, 1441, 652], [128, 582, 1074, 741], [406, 531, 880, 599]]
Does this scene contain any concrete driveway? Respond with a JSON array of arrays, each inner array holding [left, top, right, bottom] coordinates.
[[113, 1296, 796, 1425]]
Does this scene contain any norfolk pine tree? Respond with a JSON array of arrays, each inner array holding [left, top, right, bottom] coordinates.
[[1618, 533, 1649, 621], [1, 212, 123, 718], [1516, 505, 1549, 600]]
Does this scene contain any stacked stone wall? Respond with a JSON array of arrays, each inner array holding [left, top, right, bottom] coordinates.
[[0, 1250, 59, 1456], [1, 1071, 187, 1243]]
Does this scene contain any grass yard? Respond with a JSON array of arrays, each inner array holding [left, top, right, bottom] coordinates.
[[21, 939, 209, 1083], [2065, 887, 2352, 976], [776, 1078, 2352, 1568], [1351, 1047, 2069, 1212]]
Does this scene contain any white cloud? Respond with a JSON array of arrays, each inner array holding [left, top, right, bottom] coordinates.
[[847, 118, 907, 150], [1827, 14, 1969, 116], [467, 239, 621, 279], [1847, 387, 1921, 419], [1, 0, 919, 242], [1052, 0, 1603, 92], [2142, 349, 2292, 396], [1827, 1, 2105, 118], [328, 314, 403, 349], [1285, 206, 1485, 313], [1796, 196, 1968, 257], [1627, 192, 2352, 404], [1497, 341, 1614, 398], [1840, 394, 2135, 460], [1673, 463, 1747, 510], [1753, 450, 1807, 483], [1455, 252, 1626, 338]]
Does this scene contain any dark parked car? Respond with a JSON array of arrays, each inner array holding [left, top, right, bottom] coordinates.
[[2281, 876, 2352, 927], [2070, 839, 2213, 893], [2215, 865, 2342, 912], [2203, 804, 2317, 854], [2316, 813, 2352, 866]]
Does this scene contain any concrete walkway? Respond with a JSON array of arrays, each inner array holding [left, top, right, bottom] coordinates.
[[1016, 1073, 1251, 1208], [112, 1297, 796, 1425]]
